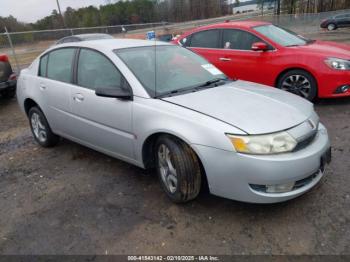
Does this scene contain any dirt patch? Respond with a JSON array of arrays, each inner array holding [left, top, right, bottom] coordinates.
[[0, 95, 350, 255]]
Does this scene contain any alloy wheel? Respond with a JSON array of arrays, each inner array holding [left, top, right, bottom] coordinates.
[[31, 112, 47, 143], [158, 144, 178, 194], [281, 74, 311, 98]]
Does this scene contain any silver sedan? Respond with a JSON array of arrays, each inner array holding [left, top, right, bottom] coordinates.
[[17, 39, 331, 203]]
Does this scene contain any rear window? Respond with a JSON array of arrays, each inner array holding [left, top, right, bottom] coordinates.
[[47, 48, 76, 83], [39, 55, 48, 77]]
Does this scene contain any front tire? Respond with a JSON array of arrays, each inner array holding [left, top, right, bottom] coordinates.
[[28, 107, 59, 147], [327, 23, 336, 31], [277, 69, 317, 101], [155, 135, 201, 203]]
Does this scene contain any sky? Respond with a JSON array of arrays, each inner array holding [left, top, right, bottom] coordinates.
[[0, 0, 107, 23]]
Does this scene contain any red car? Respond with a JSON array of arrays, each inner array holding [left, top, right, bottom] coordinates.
[[174, 21, 350, 101]]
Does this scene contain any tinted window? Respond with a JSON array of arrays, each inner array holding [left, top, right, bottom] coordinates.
[[77, 49, 123, 90], [222, 29, 262, 50], [336, 14, 347, 19], [189, 30, 220, 48], [47, 48, 75, 83], [39, 54, 48, 77]]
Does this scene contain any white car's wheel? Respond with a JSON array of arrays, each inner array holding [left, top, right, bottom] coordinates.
[[28, 107, 59, 147], [155, 135, 201, 203]]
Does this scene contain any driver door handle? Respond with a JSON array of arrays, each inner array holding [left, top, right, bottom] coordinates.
[[73, 93, 84, 102], [219, 57, 232, 62]]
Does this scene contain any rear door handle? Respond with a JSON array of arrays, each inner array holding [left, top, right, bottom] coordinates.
[[73, 93, 84, 102], [219, 57, 232, 62]]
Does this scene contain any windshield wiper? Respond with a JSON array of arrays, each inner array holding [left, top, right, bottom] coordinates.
[[285, 44, 301, 47], [306, 39, 316, 44], [195, 78, 227, 90], [155, 78, 227, 99]]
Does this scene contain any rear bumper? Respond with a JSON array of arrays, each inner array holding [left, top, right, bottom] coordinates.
[[192, 123, 331, 203], [0, 80, 16, 91]]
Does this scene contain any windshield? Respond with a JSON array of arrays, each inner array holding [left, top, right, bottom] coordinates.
[[254, 24, 309, 47], [115, 45, 227, 98]]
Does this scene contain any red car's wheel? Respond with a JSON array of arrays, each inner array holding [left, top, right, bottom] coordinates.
[[277, 70, 318, 101]]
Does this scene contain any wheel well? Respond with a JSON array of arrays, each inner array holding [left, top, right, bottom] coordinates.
[[142, 132, 208, 189], [275, 67, 318, 88], [24, 98, 39, 116]]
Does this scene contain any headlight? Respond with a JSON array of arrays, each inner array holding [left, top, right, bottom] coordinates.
[[325, 58, 350, 70], [226, 132, 297, 155]]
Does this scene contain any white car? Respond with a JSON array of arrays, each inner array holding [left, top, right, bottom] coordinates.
[[17, 39, 331, 203]]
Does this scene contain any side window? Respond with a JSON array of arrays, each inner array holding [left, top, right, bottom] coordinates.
[[47, 48, 75, 83], [77, 49, 123, 90], [189, 30, 220, 48], [336, 15, 346, 19], [222, 29, 264, 50], [39, 54, 48, 77]]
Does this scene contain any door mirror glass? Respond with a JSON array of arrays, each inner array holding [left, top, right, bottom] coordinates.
[[95, 87, 132, 100], [251, 42, 269, 51]]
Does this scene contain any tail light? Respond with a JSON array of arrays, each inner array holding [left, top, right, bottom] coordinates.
[[0, 54, 9, 62]]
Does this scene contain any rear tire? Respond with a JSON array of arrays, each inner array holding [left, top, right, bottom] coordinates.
[[155, 135, 201, 203], [28, 107, 59, 147], [277, 69, 317, 101]]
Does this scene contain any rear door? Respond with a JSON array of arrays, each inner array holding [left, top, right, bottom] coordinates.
[[69, 48, 134, 160], [38, 47, 77, 134], [187, 29, 222, 68]]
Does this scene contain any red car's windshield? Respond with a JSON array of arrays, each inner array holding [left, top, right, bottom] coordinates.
[[254, 24, 312, 47]]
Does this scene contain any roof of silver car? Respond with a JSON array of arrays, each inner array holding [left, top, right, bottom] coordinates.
[[57, 38, 171, 51]]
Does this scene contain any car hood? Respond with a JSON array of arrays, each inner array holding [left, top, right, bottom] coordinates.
[[162, 81, 314, 135], [292, 40, 350, 58]]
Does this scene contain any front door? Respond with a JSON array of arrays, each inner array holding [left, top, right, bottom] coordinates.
[[216, 29, 275, 85], [69, 48, 134, 160]]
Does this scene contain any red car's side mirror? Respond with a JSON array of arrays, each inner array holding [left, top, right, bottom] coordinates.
[[251, 42, 269, 52]]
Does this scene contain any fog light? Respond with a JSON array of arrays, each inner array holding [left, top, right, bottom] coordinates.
[[266, 182, 295, 193], [334, 85, 350, 94]]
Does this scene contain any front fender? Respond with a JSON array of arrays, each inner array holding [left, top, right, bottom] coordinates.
[[132, 97, 245, 165]]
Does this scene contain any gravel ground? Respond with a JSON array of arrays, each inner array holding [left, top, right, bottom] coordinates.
[[0, 95, 349, 255]]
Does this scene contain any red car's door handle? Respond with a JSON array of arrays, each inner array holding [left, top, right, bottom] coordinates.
[[219, 57, 232, 62]]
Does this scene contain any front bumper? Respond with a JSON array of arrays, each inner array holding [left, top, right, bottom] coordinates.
[[192, 123, 331, 203], [0, 79, 16, 91], [317, 69, 350, 98]]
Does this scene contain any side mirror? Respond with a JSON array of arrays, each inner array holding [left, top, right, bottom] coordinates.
[[95, 87, 133, 100], [251, 42, 269, 52]]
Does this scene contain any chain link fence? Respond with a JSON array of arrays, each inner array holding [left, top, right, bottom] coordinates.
[[2, 9, 350, 73], [0, 22, 169, 72]]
